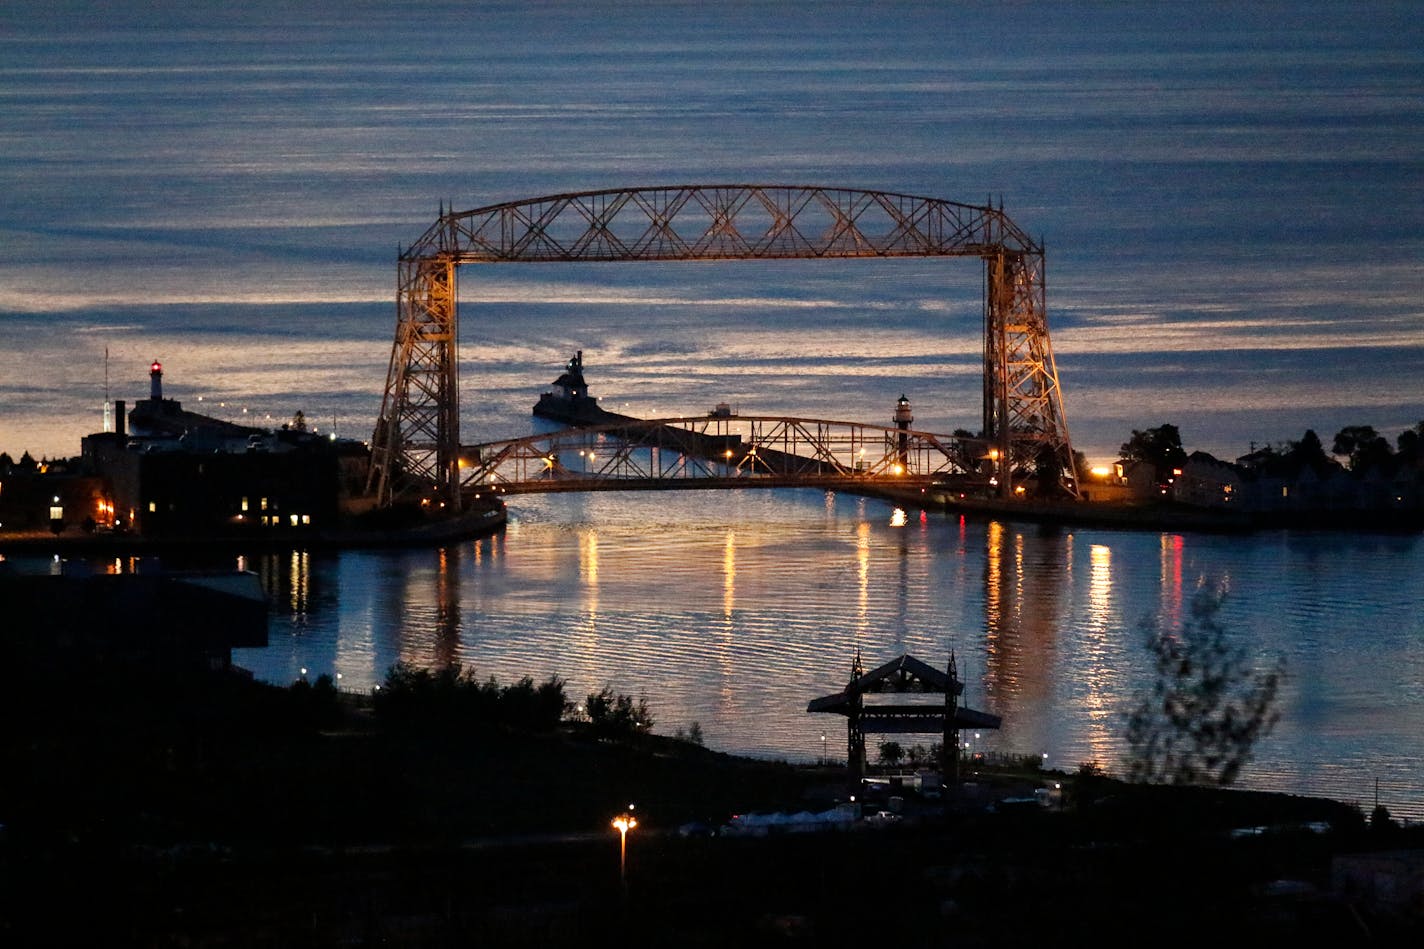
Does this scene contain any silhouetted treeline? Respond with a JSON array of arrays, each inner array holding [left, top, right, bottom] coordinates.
[[371, 661, 569, 732]]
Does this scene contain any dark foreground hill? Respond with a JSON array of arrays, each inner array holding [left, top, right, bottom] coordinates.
[[2, 666, 1419, 947]]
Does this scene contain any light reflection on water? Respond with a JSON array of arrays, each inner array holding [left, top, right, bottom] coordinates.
[[4, 0, 1422, 821], [227, 489, 1424, 820]]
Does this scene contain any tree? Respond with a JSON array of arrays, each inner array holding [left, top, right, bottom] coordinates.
[[1332, 424, 1393, 473], [1285, 429, 1334, 475], [950, 428, 987, 475], [584, 685, 654, 738], [673, 721, 705, 746], [372, 662, 567, 732], [1397, 426, 1421, 466], [1119, 424, 1187, 481], [1123, 585, 1285, 786], [877, 740, 904, 767], [1331, 424, 1378, 460], [1034, 443, 1069, 496]]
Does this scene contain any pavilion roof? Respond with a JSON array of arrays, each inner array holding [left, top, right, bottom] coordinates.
[[807, 652, 1002, 730]]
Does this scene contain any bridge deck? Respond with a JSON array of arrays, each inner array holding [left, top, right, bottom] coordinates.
[[458, 414, 981, 496], [473, 474, 938, 496]]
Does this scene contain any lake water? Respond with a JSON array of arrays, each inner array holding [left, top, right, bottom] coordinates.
[[2, 2, 1421, 816], [217, 490, 1424, 820]]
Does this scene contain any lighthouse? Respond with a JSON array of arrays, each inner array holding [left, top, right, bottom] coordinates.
[[149, 360, 163, 401], [894, 394, 912, 470]]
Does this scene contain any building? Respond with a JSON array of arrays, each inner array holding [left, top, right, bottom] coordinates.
[[75, 361, 370, 539], [1, 561, 268, 676]]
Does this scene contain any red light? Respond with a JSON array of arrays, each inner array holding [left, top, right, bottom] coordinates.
[[150, 361, 162, 373]]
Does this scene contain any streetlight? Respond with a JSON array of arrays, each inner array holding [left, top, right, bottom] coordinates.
[[611, 804, 637, 894], [820, 732, 827, 765]]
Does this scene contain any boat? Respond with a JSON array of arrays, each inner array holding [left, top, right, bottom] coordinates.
[[532, 351, 634, 426]]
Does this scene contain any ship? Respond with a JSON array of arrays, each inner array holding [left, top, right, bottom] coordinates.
[[532, 351, 635, 426]]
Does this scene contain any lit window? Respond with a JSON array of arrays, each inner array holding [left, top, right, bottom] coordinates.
[[301, 514, 310, 525], [260, 497, 268, 510], [241, 497, 249, 512], [148, 501, 157, 513], [289, 514, 298, 526]]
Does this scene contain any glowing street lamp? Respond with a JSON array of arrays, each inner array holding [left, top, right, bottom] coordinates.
[[611, 805, 637, 892]]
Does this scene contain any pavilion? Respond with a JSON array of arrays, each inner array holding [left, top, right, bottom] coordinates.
[[807, 651, 1001, 785]]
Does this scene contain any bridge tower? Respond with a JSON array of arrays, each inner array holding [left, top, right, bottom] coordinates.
[[366, 186, 1077, 506]]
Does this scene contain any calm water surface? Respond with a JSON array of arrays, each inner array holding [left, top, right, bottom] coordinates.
[[2, 2, 1421, 818], [228, 490, 1424, 820]]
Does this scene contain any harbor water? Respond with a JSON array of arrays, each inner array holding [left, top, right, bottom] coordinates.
[[1, 2, 1421, 818], [222, 490, 1424, 821]]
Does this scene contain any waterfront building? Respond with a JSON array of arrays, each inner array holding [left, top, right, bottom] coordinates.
[[0, 361, 371, 540]]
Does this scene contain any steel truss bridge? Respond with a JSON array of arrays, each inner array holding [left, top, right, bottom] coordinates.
[[367, 184, 1076, 506], [461, 415, 986, 496]]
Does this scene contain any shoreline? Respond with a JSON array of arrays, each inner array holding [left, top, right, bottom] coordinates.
[[4, 665, 1419, 945], [0, 503, 507, 558], [920, 493, 1424, 535]]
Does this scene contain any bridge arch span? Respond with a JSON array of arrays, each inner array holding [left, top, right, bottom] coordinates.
[[367, 185, 1075, 505]]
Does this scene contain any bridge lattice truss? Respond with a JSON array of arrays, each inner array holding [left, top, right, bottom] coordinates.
[[367, 185, 1076, 506], [461, 416, 983, 495]]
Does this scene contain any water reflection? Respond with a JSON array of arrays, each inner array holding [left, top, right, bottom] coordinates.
[[579, 527, 599, 628], [1080, 543, 1122, 767], [717, 530, 737, 709], [855, 520, 871, 640], [981, 523, 1068, 759], [1159, 534, 1186, 627], [433, 545, 460, 668], [249, 549, 313, 622], [227, 490, 1424, 820]]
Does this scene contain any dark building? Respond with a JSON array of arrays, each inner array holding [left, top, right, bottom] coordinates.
[[70, 360, 370, 539], [1, 563, 269, 676]]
